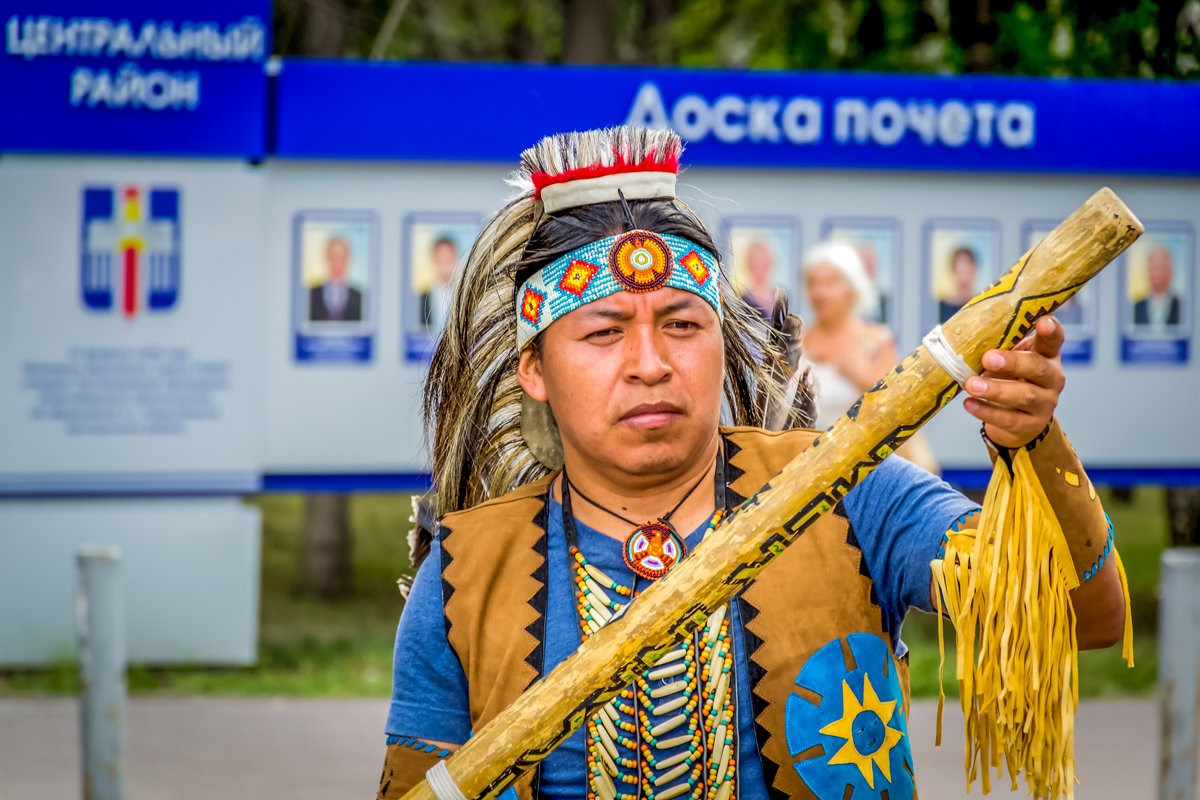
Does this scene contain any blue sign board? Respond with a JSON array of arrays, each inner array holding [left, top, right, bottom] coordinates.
[[1, 0, 269, 158], [272, 60, 1200, 175], [4, 23, 1199, 174]]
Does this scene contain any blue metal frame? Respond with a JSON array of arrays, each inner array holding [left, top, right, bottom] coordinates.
[[942, 467, 1200, 490], [251, 468, 1200, 494], [291, 208, 380, 364], [400, 211, 484, 363], [819, 215, 904, 338], [719, 214, 801, 304], [260, 473, 433, 493], [921, 217, 1003, 331], [1117, 220, 1195, 366], [6, 468, 1195, 495]]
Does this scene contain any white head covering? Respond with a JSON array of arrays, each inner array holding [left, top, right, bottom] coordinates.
[[800, 241, 876, 318]]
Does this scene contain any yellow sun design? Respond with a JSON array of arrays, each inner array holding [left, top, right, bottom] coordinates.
[[817, 673, 904, 789]]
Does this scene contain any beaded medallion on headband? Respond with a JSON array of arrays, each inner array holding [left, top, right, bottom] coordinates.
[[516, 230, 722, 350]]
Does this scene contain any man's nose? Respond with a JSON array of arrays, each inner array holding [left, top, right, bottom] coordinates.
[[623, 324, 671, 384]]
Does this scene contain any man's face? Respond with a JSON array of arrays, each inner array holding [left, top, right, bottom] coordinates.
[[432, 241, 457, 285], [951, 252, 977, 292], [1148, 248, 1173, 294], [746, 241, 774, 286], [327, 240, 350, 281], [518, 288, 724, 483]]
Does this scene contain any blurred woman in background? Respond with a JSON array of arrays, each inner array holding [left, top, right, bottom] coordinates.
[[801, 241, 940, 473]]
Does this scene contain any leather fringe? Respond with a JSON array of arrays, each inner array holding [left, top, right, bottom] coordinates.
[[931, 448, 1134, 800]]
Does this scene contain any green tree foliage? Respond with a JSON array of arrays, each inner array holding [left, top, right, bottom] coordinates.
[[274, 0, 1199, 77], [989, 0, 1200, 77]]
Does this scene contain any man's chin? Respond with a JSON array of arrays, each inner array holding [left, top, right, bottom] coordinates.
[[618, 453, 691, 478], [563, 419, 718, 480], [612, 435, 702, 478]]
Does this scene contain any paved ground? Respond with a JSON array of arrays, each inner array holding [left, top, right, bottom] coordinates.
[[0, 697, 1163, 799]]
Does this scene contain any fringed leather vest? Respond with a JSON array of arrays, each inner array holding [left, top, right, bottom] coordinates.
[[438, 427, 914, 800]]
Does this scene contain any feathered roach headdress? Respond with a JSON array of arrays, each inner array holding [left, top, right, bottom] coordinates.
[[418, 127, 813, 540]]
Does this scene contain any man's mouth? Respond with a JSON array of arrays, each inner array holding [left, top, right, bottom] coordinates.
[[619, 402, 684, 429]]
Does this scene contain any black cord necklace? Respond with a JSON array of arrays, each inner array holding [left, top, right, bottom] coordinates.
[[562, 455, 716, 580]]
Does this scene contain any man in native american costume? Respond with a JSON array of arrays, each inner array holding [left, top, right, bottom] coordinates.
[[378, 127, 1129, 800]]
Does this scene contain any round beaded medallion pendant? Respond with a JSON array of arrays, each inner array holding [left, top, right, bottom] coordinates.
[[622, 521, 687, 579], [609, 230, 672, 293]]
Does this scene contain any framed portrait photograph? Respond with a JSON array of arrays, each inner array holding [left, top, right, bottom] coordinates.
[[1119, 222, 1193, 365], [722, 216, 799, 321], [292, 211, 377, 363], [1022, 219, 1098, 363], [402, 212, 482, 363], [820, 217, 901, 332], [923, 219, 1001, 330]]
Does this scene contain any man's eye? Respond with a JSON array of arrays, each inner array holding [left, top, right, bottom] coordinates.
[[667, 320, 698, 331], [587, 328, 619, 340]]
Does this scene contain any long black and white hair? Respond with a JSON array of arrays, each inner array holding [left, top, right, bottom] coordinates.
[[421, 126, 814, 524]]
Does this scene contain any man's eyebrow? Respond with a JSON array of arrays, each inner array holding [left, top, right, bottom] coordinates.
[[579, 296, 704, 321], [656, 298, 702, 316], [581, 307, 634, 321]]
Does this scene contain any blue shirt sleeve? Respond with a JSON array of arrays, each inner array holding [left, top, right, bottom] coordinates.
[[385, 533, 472, 744], [842, 456, 978, 630]]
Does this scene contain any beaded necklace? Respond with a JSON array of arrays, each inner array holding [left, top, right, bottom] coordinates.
[[561, 454, 737, 800], [565, 466, 708, 581]]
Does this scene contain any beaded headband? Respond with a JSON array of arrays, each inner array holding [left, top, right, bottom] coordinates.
[[516, 229, 723, 349]]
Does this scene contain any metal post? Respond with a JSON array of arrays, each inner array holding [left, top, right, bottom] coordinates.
[[1159, 548, 1200, 800], [76, 547, 126, 800]]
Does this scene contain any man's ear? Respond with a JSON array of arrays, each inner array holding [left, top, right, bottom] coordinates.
[[517, 348, 548, 403]]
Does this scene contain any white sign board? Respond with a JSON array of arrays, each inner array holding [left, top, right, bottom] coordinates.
[[0, 157, 265, 493]]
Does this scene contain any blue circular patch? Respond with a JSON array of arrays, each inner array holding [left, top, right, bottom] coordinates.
[[783, 633, 914, 800]]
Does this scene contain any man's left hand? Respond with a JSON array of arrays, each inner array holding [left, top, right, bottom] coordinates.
[[962, 316, 1066, 449]]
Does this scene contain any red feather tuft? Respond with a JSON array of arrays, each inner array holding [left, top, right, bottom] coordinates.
[[531, 153, 680, 199]]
